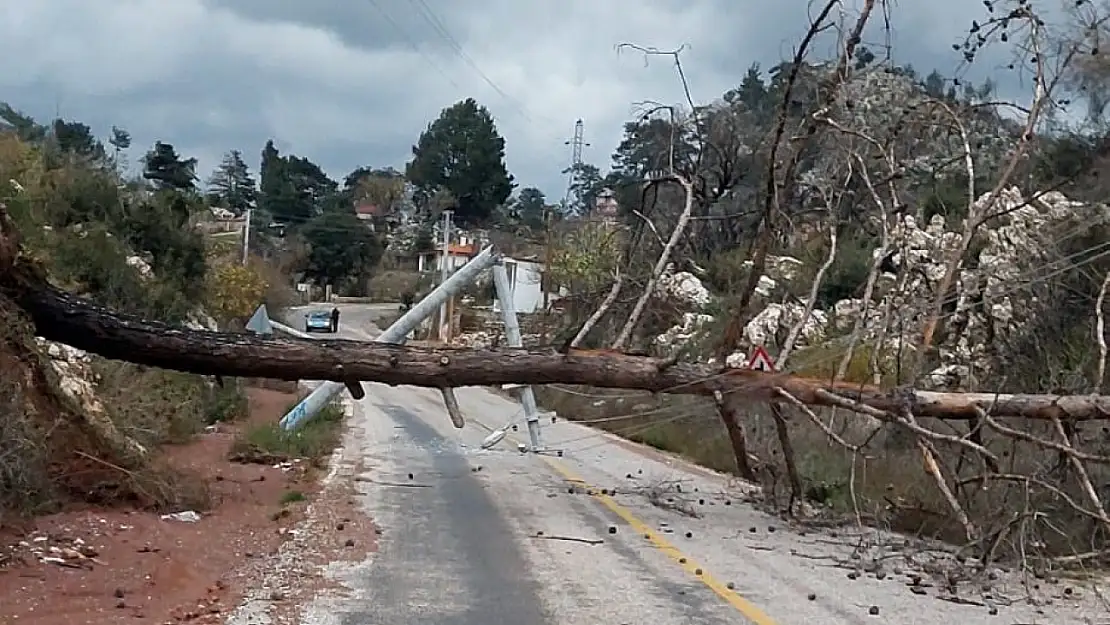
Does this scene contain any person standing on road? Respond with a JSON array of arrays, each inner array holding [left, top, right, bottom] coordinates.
[[330, 307, 340, 333]]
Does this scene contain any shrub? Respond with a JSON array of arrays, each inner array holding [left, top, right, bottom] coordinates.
[[205, 261, 270, 326], [0, 373, 54, 517], [231, 401, 345, 465]]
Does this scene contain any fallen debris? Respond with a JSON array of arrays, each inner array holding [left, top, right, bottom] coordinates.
[[531, 533, 604, 545], [0, 387, 322, 625]]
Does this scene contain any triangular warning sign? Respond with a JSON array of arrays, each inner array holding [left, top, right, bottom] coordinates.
[[245, 304, 273, 335], [747, 345, 776, 372]]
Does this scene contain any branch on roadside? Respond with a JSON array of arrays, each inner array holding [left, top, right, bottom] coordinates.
[[9, 253, 1110, 421], [570, 268, 623, 349]]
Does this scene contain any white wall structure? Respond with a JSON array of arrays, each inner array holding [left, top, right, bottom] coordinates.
[[417, 251, 472, 273], [416, 235, 479, 273], [492, 257, 561, 314]]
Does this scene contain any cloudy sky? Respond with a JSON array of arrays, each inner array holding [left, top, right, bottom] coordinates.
[[0, 0, 1052, 200]]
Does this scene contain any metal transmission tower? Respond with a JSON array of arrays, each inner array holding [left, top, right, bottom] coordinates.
[[561, 119, 590, 212], [567, 119, 586, 167]]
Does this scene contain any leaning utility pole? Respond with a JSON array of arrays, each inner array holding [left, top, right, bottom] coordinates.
[[279, 247, 500, 431], [438, 209, 453, 342], [492, 263, 546, 451]]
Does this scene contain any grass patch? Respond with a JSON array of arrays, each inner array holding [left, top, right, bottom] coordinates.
[[96, 361, 249, 446], [0, 373, 55, 518], [280, 489, 306, 505], [230, 400, 346, 466], [532, 385, 738, 474], [207, 380, 249, 423]]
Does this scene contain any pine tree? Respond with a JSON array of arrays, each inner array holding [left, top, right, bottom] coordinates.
[[206, 150, 257, 215]]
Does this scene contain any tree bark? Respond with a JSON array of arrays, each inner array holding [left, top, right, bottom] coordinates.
[[3, 264, 1110, 423], [715, 395, 757, 481]]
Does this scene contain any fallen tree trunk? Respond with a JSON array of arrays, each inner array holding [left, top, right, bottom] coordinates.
[[3, 263, 1110, 422]]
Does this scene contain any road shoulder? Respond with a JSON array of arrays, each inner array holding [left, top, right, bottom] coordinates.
[[0, 386, 352, 625], [223, 394, 377, 625]]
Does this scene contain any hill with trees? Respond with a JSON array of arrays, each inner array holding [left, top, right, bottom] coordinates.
[[0, 104, 391, 520], [7, 0, 1110, 574]]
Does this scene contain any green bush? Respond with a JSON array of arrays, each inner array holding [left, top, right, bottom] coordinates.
[[94, 361, 212, 446], [231, 401, 345, 464], [814, 236, 872, 308], [205, 379, 249, 424]]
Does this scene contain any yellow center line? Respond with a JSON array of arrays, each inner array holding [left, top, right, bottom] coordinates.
[[470, 420, 778, 625]]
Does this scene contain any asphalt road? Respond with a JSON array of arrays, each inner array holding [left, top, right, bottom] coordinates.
[[281, 304, 1103, 625]]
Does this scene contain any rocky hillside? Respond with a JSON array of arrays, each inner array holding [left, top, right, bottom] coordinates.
[[527, 40, 1110, 561], [654, 187, 1108, 392], [0, 117, 262, 521]]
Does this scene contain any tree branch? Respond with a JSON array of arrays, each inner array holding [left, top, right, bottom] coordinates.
[[6, 261, 1110, 421], [720, 0, 877, 356]]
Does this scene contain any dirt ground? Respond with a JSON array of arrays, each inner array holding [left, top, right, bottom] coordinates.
[[0, 386, 374, 625]]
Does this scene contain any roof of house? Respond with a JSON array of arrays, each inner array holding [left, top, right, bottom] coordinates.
[[355, 203, 383, 216], [416, 243, 476, 257]]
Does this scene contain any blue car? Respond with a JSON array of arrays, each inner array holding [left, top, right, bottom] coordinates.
[[304, 310, 334, 333]]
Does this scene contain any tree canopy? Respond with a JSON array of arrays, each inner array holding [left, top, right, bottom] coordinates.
[[300, 209, 383, 292], [206, 149, 257, 215], [406, 98, 515, 227], [258, 140, 338, 225], [142, 141, 198, 192]]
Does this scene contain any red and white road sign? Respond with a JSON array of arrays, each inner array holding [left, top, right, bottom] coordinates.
[[746, 345, 777, 373]]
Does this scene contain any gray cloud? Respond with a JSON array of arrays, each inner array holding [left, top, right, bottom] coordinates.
[[0, 0, 1055, 200]]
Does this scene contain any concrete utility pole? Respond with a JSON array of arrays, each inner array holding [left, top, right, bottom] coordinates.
[[438, 209, 453, 342], [492, 263, 544, 451], [280, 246, 499, 431], [241, 208, 252, 266]]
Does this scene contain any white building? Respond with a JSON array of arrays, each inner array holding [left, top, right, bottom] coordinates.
[[493, 256, 565, 314], [416, 235, 478, 273]]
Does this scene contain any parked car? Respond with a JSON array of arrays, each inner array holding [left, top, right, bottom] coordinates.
[[304, 310, 334, 333]]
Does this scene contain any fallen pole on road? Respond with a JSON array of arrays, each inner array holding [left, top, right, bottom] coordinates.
[[5, 265, 1110, 421], [279, 245, 500, 430]]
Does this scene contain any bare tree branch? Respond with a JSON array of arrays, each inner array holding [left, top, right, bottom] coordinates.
[[570, 269, 623, 349], [720, 0, 878, 357], [1096, 270, 1110, 391]]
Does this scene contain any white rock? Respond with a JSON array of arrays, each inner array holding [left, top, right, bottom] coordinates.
[[125, 255, 153, 279], [655, 313, 713, 353], [725, 351, 748, 368], [656, 264, 711, 308], [743, 303, 827, 348]]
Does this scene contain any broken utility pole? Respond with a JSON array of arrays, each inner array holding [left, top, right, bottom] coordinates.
[[1, 205, 1109, 424], [3, 269, 1110, 421]]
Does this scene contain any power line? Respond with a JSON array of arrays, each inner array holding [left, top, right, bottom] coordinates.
[[372, 0, 571, 183], [404, 0, 537, 124], [366, 0, 461, 90]]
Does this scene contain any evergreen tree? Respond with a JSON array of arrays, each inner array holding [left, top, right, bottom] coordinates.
[[206, 149, 257, 215], [142, 141, 197, 191], [406, 98, 515, 226]]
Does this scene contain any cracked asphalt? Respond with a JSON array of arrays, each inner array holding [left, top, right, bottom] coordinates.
[[283, 304, 1106, 625]]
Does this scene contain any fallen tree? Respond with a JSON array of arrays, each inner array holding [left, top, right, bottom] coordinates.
[[3, 248, 1110, 422], [6, 195, 1110, 571]]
